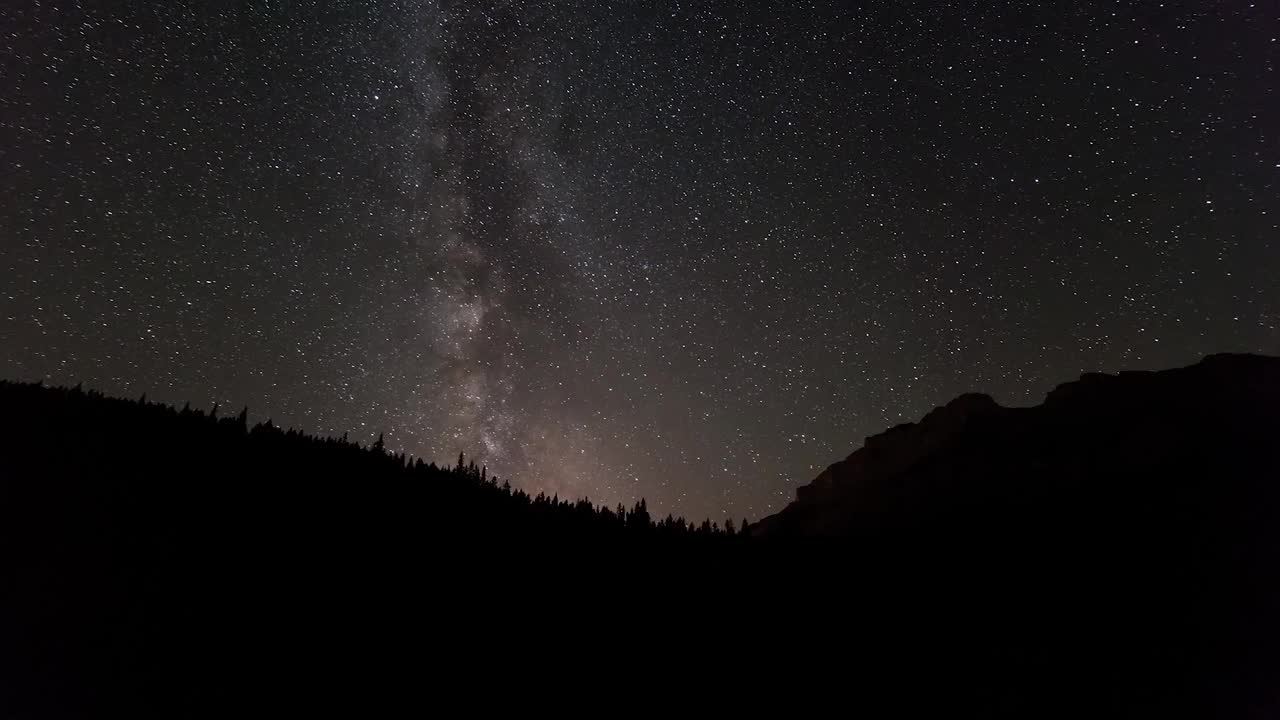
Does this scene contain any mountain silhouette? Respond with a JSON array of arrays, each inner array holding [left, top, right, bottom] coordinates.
[[741, 354, 1280, 715], [1, 355, 1278, 716], [754, 353, 1280, 538]]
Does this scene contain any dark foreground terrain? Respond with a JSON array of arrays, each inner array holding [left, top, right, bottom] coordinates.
[[2, 354, 1278, 717]]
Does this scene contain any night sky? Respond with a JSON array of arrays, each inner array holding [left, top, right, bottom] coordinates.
[[3, 2, 1277, 522]]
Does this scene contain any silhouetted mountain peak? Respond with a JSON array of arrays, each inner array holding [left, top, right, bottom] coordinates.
[[756, 353, 1280, 537]]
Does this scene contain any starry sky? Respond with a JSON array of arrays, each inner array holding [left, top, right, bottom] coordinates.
[[3, 1, 1277, 522]]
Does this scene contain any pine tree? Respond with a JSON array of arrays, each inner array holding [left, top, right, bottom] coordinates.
[[630, 498, 651, 529]]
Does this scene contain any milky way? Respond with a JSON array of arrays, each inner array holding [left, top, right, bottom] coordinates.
[[3, 2, 1278, 522]]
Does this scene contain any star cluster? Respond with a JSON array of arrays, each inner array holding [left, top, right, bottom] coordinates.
[[3, 2, 1277, 521]]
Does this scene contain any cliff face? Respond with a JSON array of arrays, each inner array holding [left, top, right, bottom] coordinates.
[[753, 353, 1280, 537]]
